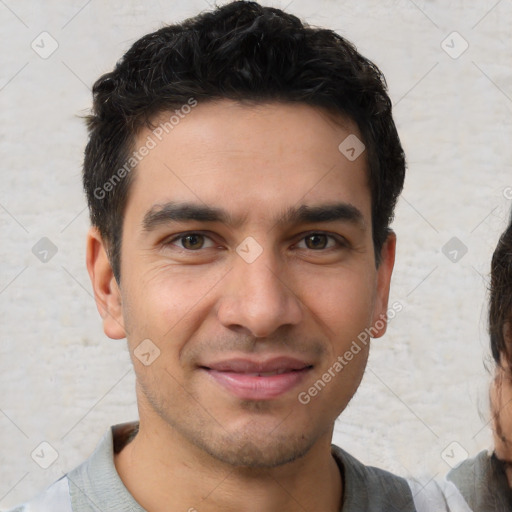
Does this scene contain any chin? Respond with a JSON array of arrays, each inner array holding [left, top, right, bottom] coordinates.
[[188, 422, 319, 469], [194, 426, 317, 469]]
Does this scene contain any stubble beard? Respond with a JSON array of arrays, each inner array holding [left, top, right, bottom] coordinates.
[[136, 376, 322, 469]]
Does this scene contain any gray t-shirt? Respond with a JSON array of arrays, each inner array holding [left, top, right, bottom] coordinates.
[[6, 421, 469, 511], [447, 450, 512, 511]]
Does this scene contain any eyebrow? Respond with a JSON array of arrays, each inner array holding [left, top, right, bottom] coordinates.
[[142, 201, 365, 232]]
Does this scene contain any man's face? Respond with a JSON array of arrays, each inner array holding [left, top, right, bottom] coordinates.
[[99, 100, 394, 468]]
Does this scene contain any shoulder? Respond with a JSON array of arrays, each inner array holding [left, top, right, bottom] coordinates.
[[3, 475, 72, 512], [3, 422, 125, 512], [446, 449, 504, 494], [331, 444, 416, 511], [332, 444, 474, 512], [447, 450, 512, 511], [447, 449, 491, 487], [407, 476, 473, 512]]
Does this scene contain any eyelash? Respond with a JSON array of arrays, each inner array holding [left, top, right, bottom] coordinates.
[[163, 231, 349, 252]]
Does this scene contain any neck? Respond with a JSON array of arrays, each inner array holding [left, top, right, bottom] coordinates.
[[114, 417, 342, 512]]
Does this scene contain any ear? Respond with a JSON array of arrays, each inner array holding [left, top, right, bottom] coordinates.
[[86, 226, 126, 339], [369, 231, 397, 339]]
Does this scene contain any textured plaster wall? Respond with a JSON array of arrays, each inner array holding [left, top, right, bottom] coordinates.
[[1, 0, 511, 508]]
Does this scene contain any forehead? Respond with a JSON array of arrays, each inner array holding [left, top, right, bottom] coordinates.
[[125, 100, 371, 227]]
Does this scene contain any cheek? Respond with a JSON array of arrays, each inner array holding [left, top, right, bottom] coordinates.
[[311, 270, 376, 335], [122, 265, 224, 344], [491, 377, 512, 459], [295, 269, 375, 404]]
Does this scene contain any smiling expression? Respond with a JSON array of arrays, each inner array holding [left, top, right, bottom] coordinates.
[[95, 99, 395, 468]]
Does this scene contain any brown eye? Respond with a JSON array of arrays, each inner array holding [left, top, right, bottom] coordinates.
[[181, 234, 205, 250], [295, 233, 346, 252], [304, 234, 329, 250], [166, 233, 216, 251], [296, 231, 350, 253]]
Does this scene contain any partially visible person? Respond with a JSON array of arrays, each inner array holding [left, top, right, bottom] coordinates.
[[447, 212, 512, 510]]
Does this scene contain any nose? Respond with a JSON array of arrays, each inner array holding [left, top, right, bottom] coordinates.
[[216, 248, 303, 338]]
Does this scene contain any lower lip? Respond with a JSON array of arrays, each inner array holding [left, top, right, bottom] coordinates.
[[205, 368, 311, 400]]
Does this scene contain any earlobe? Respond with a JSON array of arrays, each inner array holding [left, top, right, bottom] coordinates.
[[86, 226, 126, 339], [370, 231, 396, 339]]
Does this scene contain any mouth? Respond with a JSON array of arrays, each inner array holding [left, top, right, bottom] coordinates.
[[200, 356, 314, 400]]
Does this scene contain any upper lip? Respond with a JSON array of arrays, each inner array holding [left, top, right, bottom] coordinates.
[[202, 356, 313, 373]]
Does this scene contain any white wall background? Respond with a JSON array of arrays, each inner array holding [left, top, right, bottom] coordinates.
[[1, 0, 511, 508]]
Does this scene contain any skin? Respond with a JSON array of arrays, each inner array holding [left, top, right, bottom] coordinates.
[[86, 100, 396, 512], [491, 340, 512, 488]]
